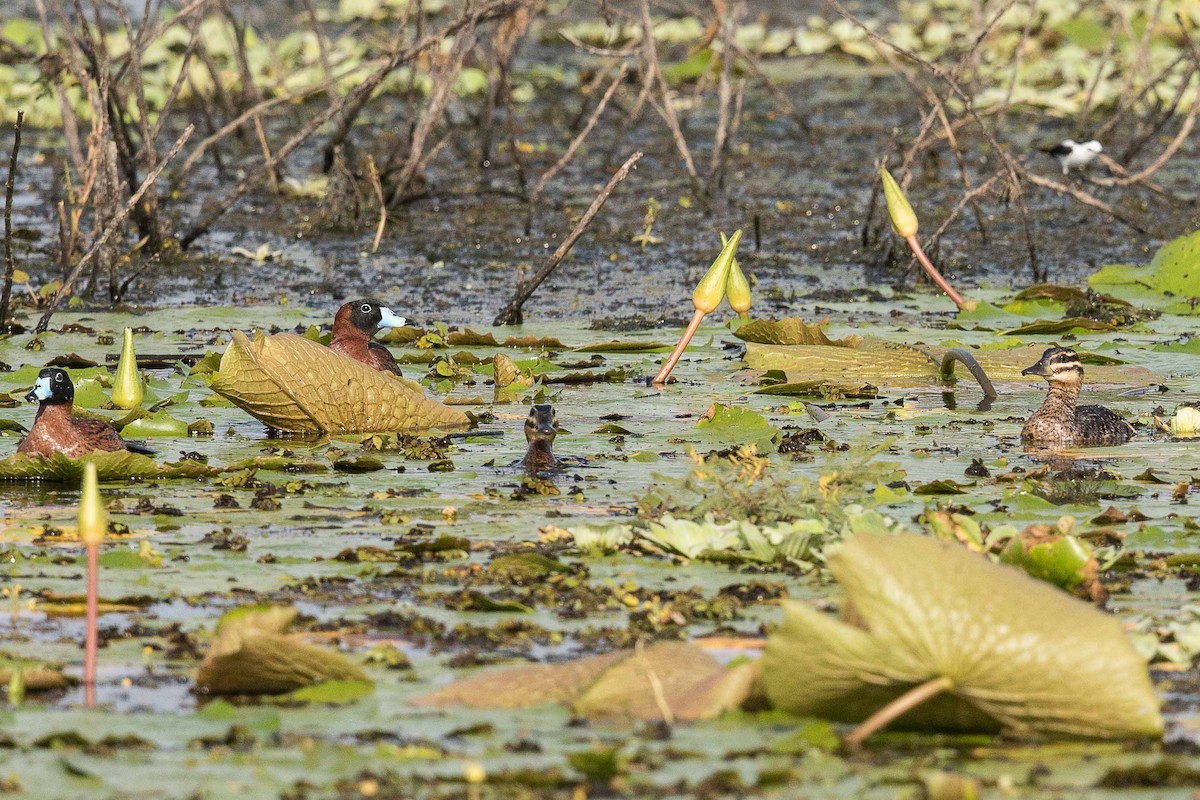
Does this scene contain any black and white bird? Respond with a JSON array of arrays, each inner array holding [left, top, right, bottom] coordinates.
[[1040, 139, 1102, 175]]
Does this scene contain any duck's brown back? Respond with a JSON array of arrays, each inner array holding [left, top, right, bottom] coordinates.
[[18, 406, 127, 458]]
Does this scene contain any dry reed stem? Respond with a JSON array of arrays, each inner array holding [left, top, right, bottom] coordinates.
[[37, 124, 194, 332], [1, 111, 24, 329], [366, 156, 386, 253]]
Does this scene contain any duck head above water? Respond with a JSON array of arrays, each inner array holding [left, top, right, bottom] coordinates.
[[329, 299, 407, 375], [336, 299, 407, 337], [1021, 347, 1084, 387], [522, 404, 559, 470]]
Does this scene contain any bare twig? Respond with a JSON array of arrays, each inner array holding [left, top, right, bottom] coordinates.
[[1, 110, 24, 329], [494, 150, 642, 325], [1021, 167, 1149, 234], [36, 125, 194, 332]]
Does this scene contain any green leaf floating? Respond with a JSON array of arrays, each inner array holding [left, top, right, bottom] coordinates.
[[0, 450, 219, 482], [1090, 230, 1200, 301], [195, 606, 370, 696], [211, 331, 469, 433], [762, 532, 1162, 739], [734, 317, 861, 347]]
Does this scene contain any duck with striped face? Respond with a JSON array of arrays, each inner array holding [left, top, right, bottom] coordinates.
[[1020, 347, 1134, 446]]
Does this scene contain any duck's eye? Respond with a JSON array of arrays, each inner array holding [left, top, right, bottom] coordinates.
[[360, 303, 372, 313], [54, 374, 63, 382]]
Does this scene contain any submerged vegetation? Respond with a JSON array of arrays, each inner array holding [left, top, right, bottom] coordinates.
[[0, 0, 1199, 797]]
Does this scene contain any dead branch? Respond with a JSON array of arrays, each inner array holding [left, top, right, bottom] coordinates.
[[494, 150, 642, 326], [1, 110, 24, 329], [179, 3, 520, 248]]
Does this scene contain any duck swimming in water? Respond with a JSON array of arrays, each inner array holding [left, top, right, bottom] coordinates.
[[328, 299, 406, 375], [521, 404, 559, 472], [18, 368, 155, 458], [1021, 347, 1135, 446]]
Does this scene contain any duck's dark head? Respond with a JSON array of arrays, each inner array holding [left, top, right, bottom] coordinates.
[[524, 403, 558, 445], [1021, 347, 1084, 386], [336, 299, 406, 336], [25, 367, 73, 405]]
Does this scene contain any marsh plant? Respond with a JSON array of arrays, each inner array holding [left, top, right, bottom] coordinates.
[[636, 441, 903, 527]]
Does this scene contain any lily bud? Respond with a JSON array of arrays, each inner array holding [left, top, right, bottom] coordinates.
[[719, 233, 752, 316], [112, 328, 143, 410], [78, 462, 106, 547], [693, 230, 742, 314], [880, 168, 919, 239], [726, 259, 751, 317]]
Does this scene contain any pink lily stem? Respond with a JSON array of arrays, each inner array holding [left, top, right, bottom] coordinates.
[[652, 309, 706, 386], [844, 675, 953, 748], [84, 542, 98, 707], [905, 235, 967, 309]]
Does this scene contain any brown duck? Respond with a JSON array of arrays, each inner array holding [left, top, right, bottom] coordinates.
[[328, 299, 406, 375], [521, 404, 559, 472], [18, 368, 155, 458], [1021, 347, 1135, 446]]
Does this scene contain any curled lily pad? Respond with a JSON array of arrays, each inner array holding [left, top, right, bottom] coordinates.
[[195, 606, 369, 696], [762, 532, 1162, 739], [210, 331, 469, 433], [0, 450, 219, 482]]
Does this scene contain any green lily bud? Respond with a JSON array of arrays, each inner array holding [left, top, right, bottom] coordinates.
[[693, 230, 742, 314], [723, 240, 752, 316], [78, 462, 106, 547], [7, 668, 24, 707], [727, 267, 751, 315], [880, 168, 919, 239], [112, 328, 143, 410]]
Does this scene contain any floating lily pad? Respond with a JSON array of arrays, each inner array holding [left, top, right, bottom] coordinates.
[[1089, 230, 1200, 312], [573, 340, 671, 353], [762, 532, 1162, 739], [210, 331, 469, 433], [0, 450, 219, 481], [734, 317, 861, 347], [411, 641, 756, 722]]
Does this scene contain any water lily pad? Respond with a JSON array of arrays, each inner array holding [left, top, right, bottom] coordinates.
[[411, 641, 755, 722], [762, 532, 1162, 739], [210, 331, 469, 433], [1089, 230, 1200, 310], [0, 450, 218, 481], [734, 318, 860, 347]]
